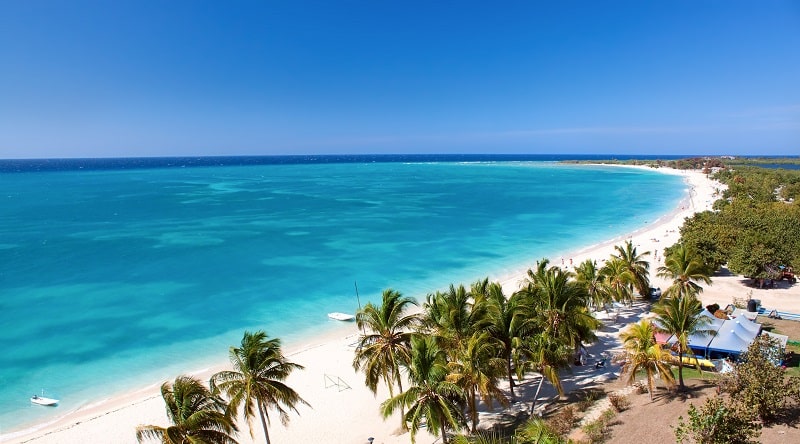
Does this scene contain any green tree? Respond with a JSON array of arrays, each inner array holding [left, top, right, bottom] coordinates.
[[136, 375, 239, 444], [522, 333, 573, 417], [382, 335, 466, 444], [353, 289, 418, 396], [482, 280, 534, 401], [211, 331, 308, 444], [599, 257, 635, 305], [447, 331, 509, 433], [353, 288, 419, 430], [620, 320, 675, 400], [657, 244, 712, 299], [424, 283, 486, 356], [520, 263, 600, 356], [674, 396, 760, 444], [652, 295, 712, 390], [613, 240, 651, 298], [574, 259, 610, 311]]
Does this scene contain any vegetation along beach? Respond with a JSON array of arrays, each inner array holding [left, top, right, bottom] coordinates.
[[2, 2, 798, 443], [5, 156, 799, 444]]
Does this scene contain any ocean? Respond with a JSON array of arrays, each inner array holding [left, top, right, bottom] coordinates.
[[0, 155, 685, 432]]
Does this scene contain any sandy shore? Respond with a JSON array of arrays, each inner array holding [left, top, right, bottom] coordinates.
[[9, 165, 796, 444]]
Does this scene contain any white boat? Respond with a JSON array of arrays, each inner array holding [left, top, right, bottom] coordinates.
[[327, 312, 355, 321], [31, 393, 59, 406]]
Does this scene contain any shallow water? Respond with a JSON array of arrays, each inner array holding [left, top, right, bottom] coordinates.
[[0, 159, 684, 431]]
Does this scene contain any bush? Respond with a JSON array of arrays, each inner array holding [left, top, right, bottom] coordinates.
[[577, 388, 604, 412], [581, 411, 615, 444], [545, 405, 576, 437], [607, 393, 631, 412], [720, 335, 793, 422], [674, 396, 760, 444]]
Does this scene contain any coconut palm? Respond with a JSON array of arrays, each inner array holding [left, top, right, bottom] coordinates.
[[210, 331, 308, 444], [136, 375, 238, 444], [620, 320, 675, 400], [353, 288, 418, 395], [574, 259, 609, 310], [613, 240, 652, 298], [483, 281, 534, 401], [656, 243, 712, 299], [599, 257, 635, 305], [652, 295, 713, 390], [521, 264, 600, 356], [521, 333, 573, 417], [423, 283, 486, 356], [353, 288, 419, 429], [382, 335, 466, 444], [447, 331, 509, 433]]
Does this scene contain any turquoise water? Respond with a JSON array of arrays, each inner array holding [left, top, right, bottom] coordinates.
[[0, 160, 684, 432]]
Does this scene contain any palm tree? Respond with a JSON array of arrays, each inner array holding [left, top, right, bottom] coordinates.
[[656, 243, 712, 299], [136, 375, 238, 444], [353, 288, 419, 428], [652, 295, 713, 390], [574, 259, 609, 310], [599, 257, 635, 305], [613, 240, 651, 298], [211, 331, 308, 444], [382, 335, 466, 444], [447, 331, 509, 433], [483, 281, 534, 401], [620, 320, 675, 400], [521, 264, 600, 356], [423, 283, 486, 356], [521, 333, 573, 417]]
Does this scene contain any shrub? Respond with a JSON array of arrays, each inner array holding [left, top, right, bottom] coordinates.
[[720, 335, 793, 422], [545, 405, 577, 437], [607, 393, 631, 412], [674, 396, 760, 444]]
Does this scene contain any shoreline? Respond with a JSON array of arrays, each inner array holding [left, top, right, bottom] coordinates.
[[2, 165, 719, 444]]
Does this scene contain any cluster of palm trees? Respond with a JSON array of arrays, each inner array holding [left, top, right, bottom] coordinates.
[[620, 243, 714, 400], [352, 240, 658, 443], [137, 330, 307, 444]]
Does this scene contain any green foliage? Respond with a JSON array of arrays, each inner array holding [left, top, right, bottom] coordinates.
[[211, 331, 308, 444], [381, 335, 466, 443], [581, 410, 614, 444], [652, 295, 712, 389], [674, 396, 760, 444], [678, 165, 800, 274], [515, 418, 567, 444], [620, 320, 675, 399], [719, 335, 793, 422], [136, 375, 239, 444]]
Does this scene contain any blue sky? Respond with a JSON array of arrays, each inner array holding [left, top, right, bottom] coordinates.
[[1, 1, 798, 158]]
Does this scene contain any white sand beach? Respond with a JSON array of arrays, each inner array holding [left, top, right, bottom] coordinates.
[[6, 166, 798, 444]]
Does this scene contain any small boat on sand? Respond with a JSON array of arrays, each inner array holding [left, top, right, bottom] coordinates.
[[327, 312, 355, 321], [31, 393, 59, 406]]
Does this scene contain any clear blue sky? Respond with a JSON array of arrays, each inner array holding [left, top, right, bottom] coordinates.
[[1, 1, 798, 158]]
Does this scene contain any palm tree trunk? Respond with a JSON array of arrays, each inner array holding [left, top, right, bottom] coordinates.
[[506, 355, 515, 402], [470, 387, 478, 433], [678, 348, 685, 390], [395, 372, 407, 431], [528, 374, 545, 418], [441, 422, 449, 444], [257, 401, 271, 444]]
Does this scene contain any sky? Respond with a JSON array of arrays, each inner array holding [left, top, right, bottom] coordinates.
[[1, 1, 799, 159]]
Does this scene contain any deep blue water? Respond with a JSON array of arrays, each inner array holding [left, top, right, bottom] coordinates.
[[0, 156, 685, 432]]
